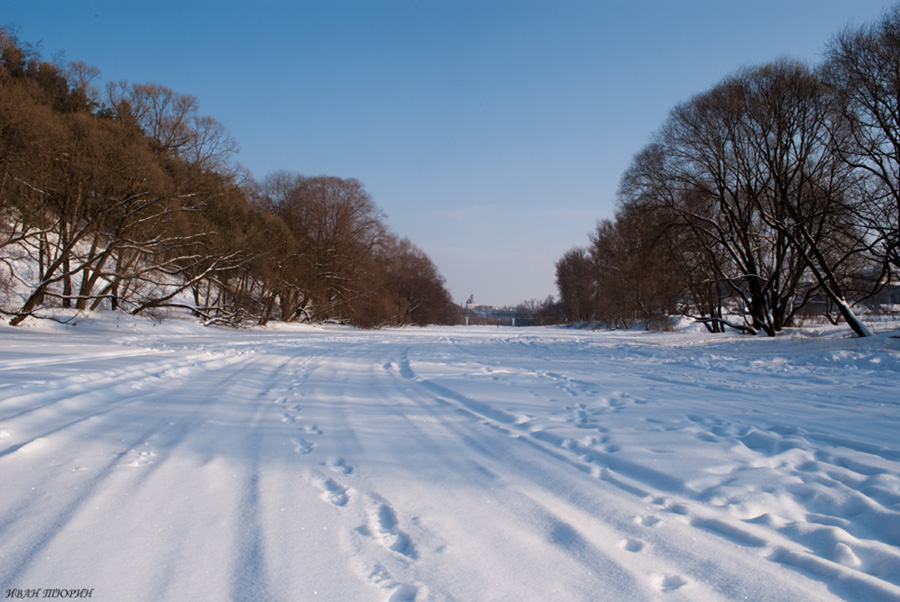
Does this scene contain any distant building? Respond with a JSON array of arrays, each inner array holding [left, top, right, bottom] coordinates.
[[461, 304, 532, 326]]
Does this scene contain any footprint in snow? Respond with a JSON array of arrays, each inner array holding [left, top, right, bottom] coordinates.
[[388, 584, 420, 602], [292, 438, 315, 455], [649, 496, 689, 515], [319, 478, 349, 507], [651, 574, 687, 592], [366, 565, 421, 602], [326, 456, 353, 475], [667, 503, 689, 515], [620, 538, 644, 553], [635, 515, 661, 527], [359, 500, 417, 560]]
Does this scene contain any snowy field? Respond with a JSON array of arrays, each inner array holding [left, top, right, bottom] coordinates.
[[1, 316, 899, 602]]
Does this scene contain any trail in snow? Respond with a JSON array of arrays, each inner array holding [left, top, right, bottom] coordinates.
[[0, 318, 899, 601]]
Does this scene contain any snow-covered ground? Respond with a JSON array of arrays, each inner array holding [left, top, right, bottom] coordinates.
[[1, 315, 899, 601]]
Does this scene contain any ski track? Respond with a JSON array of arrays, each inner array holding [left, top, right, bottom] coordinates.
[[0, 324, 899, 601]]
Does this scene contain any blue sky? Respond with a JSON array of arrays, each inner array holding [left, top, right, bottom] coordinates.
[[2, 0, 896, 306]]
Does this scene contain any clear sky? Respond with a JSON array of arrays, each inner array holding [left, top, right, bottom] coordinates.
[[2, 0, 896, 306]]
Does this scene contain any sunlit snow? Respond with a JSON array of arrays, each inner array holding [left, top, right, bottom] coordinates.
[[1, 315, 899, 601]]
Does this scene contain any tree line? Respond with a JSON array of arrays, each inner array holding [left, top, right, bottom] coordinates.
[[556, 6, 900, 336], [0, 28, 459, 327]]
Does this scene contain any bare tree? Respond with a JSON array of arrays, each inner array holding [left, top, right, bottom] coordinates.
[[587, 204, 685, 330], [736, 61, 873, 336], [105, 81, 238, 172], [380, 237, 453, 326], [555, 247, 596, 323], [1, 29, 453, 329], [259, 173, 388, 322], [619, 60, 872, 336], [1, 47, 249, 325], [823, 5, 900, 283]]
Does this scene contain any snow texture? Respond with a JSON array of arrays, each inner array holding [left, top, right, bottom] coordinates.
[[1, 314, 899, 601]]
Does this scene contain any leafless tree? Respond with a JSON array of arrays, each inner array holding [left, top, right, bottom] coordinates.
[[259, 173, 389, 322], [380, 237, 453, 326], [1, 29, 451, 329], [823, 5, 900, 285], [555, 247, 596, 323], [619, 60, 872, 336]]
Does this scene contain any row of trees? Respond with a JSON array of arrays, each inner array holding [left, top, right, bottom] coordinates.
[[557, 6, 900, 336], [0, 28, 458, 327]]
